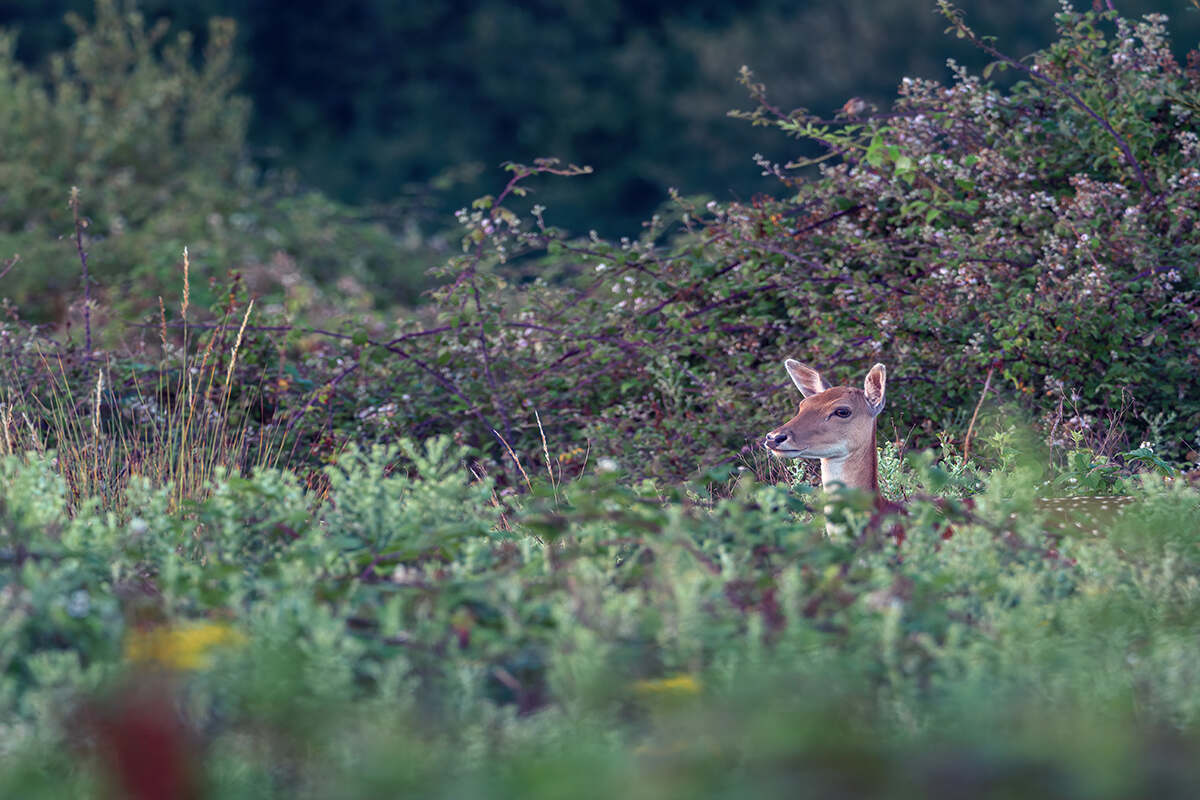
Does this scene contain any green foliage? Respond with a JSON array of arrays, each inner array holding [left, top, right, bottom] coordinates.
[[0, 0, 439, 322], [5, 4, 1197, 484], [720, 6, 1200, 462], [11, 0, 1200, 239], [1, 437, 1199, 795], [355, 6, 1200, 480], [2, 5, 1200, 793]]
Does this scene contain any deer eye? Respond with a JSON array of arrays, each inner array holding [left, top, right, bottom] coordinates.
[[833, 407, 852, 419]]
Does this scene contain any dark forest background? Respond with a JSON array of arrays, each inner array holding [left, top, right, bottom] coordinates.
[[5, 0, 1198, 237]]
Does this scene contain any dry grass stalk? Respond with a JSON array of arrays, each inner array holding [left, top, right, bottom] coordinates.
[[224, 299, 253, 390], [493, 428, 533, 493], [12, 250, 279, 515], [1, 402, 12, 456], [963, 366, 994, 463], [534, 409, 559, 505], [181, 247, 190, 322], [158, 296, 168, 351]]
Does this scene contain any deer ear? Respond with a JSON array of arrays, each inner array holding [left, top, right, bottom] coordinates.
[[863, 363, 886, 416], [784, 359, 832, 398]]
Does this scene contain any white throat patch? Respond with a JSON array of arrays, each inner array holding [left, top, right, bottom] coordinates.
[[820, 456, 853, 491]]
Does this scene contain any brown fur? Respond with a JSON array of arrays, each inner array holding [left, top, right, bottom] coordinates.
[[764, 362, 887, 498]]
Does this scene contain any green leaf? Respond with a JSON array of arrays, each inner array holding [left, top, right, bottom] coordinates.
[[866, 134, 886, 168]]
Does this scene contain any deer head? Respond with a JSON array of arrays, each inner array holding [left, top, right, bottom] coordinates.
[[764, 360, 887, 492]]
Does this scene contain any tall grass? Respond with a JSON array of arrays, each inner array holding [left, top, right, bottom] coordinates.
[[5, 251, 281, 514]]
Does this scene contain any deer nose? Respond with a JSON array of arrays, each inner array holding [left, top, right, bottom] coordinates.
[[766, 431, 788, 446]]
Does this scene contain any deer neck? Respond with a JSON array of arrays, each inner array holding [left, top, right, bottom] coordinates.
[[819, 427, 879, 496]]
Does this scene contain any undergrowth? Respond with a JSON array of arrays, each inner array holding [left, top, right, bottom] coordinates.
[[0, 437, 1197, 797], [1, 255, 282, 513]]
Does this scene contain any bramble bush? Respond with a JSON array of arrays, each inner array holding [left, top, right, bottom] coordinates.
[[4, 4, 1196, 489], [345, 4, 1199, 482]]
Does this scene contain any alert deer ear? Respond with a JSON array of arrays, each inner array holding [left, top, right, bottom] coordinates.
[[863, 363, 886, 416], [784, 359, 832, 398]]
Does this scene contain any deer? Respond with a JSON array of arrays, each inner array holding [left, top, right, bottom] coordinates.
[[761, 359, 1177, 539], [763, 360, 891, 535], [764, 359, 887, 500]]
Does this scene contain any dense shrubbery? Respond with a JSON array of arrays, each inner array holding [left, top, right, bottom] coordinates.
[[1, 440, 1199, 796], [0, 0, 447, 323], [367, 5, 1198, 482], [3, 4, 1196, 484]]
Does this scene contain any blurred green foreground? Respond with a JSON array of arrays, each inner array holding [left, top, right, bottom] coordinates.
[[2, 440, 1199, 798]]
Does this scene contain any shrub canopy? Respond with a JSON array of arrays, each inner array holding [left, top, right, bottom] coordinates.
[[381, 6, 1200, 479], [0, 0, 436, 323]]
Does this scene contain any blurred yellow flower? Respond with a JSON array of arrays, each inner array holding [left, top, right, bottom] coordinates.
[[124, 622, 246, 670], [633, 674, 701, 695]]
